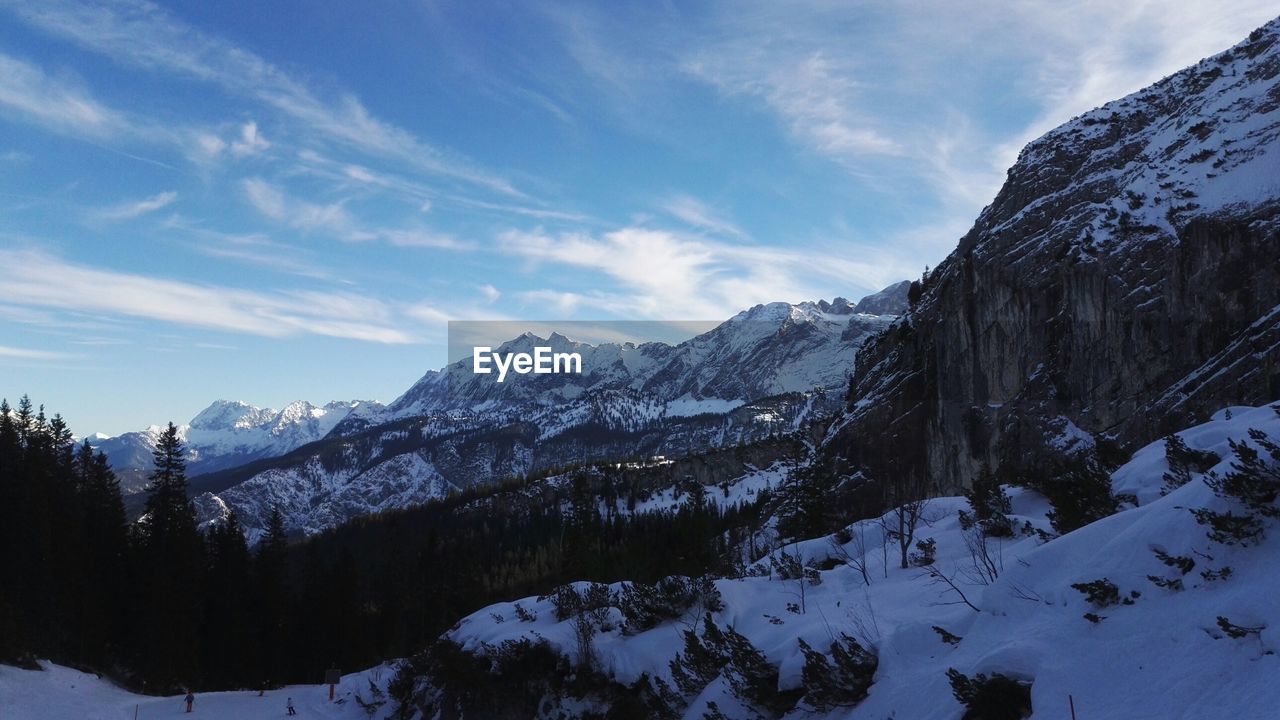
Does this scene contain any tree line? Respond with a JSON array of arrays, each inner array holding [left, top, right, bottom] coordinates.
[[0, 395, 765, 693]]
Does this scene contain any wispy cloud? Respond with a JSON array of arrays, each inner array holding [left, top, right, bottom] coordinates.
[[1, 0, 522, 196], [0, 249, 416, 343], [95, 190, 177, 221], [500, 225, 907, 318], [0, 344, 71, 360], [660, 195, 746, 239], [242, 177, 350, 232], [291, 148, 592, 224], [0, 52, 127, 136], [241, 177, 470, 250], [685, 49, 901, 163], [191, 120, 271, 163]]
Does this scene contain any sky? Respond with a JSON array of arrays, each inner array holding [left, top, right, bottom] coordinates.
[[0, 0, 1276, 435]]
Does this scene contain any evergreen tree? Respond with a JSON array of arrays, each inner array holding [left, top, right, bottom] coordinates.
[[0, 399, 22, 661], [135, 422, 204, 691], [203, 512, 253, 687], [71, 442, 129, 664], [253, 506, 290, 687], [1192, 430, 1280, 545]]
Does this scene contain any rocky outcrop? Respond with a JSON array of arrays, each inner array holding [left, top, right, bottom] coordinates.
[[828, 19, 1280, 491]]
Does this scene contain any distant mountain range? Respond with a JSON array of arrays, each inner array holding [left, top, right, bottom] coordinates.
[[83, 286, 904, 541], [92, 399, 381, 493]]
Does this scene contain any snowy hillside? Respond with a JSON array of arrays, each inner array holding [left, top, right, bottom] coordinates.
[[0, 662, 397, 720], [414, 403, 1280, 718]]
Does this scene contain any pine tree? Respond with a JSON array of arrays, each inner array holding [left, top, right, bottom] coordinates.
[[254, 506, 290, 687], [1192, 430, 1280, 545], [74, 442, 129, 665], [0, 399, 22, 661], [135, 422, 204, 691], [203, 512, 253, 687]]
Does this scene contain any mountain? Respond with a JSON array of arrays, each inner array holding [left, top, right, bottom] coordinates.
[[343, 297, 897, 429], [94, 399, 380, 493], [828, 20, 1280, 492], [406, 403, 1280, 719], [379, 20, 1280, 719], [851, 280, 910, 315], [190, 289, 907, 540]]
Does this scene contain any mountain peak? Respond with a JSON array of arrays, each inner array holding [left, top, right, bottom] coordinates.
[[852, 280, 911, 315]]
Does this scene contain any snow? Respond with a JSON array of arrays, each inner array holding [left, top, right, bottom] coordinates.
[[664, 395, 745, 417], [0, 662, 397, 720], [14, 405, 1280, 718], [440, 401, 1280, 719]]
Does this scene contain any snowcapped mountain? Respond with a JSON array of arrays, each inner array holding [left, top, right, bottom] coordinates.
[[94, 399, 381, 492], [830, 19, 1280, 493], [374, 20, 1280, 719], [348, 297, 896, 429], [192, 289, 907, 540]]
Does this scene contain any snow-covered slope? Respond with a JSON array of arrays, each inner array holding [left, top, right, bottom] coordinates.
[[94, 399, 380, 491], [0, 661, 398, 720], [429, 402, 1280, 719]]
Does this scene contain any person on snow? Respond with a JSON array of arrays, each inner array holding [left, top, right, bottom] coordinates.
[[287, 697, 297, 716], [184, 691, 195, 713]]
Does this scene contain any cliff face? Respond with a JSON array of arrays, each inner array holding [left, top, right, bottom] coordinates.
[[829, 20, 1280, 491]]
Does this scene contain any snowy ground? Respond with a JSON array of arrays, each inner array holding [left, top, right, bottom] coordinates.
[[8, 404, 1280, 719], [449, 402, 1280, 719], [0, 662, 396, 720]]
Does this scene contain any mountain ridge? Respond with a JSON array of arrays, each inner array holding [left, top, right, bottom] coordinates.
[[826, 18, 1280, 492]]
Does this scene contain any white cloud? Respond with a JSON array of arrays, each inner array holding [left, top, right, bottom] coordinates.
[[241, 177, 350, 231], [660, 195, 746, 238], [0, 52, 126, 136], [403, 303, 452, 326], [686, 49, 901, 164], [0, 344, 71, 360], [241, 177, 471, 250], [500, 225, 907, 319], [1, 0, 521, 195], [230, 120, 269, 157], [0, 249, 416, 343], [381, 229, 469, 251], [95, 190, 177, 221], [478, 284, 501, 303]]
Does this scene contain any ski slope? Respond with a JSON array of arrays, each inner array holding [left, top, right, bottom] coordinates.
[[0, 663, 396, 720]]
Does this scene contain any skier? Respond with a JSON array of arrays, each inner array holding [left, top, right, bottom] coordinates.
[[184, 691, 195, 713], [287, 697, 297, 716]]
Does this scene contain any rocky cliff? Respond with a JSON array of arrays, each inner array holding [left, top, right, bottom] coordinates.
[[829, 19, 1280, 491]]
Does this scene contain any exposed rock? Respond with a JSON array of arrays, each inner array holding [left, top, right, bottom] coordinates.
[[828, 19, 1280, 492]]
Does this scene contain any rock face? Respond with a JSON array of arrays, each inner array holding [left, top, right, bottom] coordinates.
[[829, 20, 1280, 491], [851, 280, 910, 315]]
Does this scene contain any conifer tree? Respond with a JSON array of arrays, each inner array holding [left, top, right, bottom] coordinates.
[[136, 422, 204, 691], [254, 505, 290, 687]]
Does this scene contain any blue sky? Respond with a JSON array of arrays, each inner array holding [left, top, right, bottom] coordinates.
[[1, 0, 1275, 435]]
